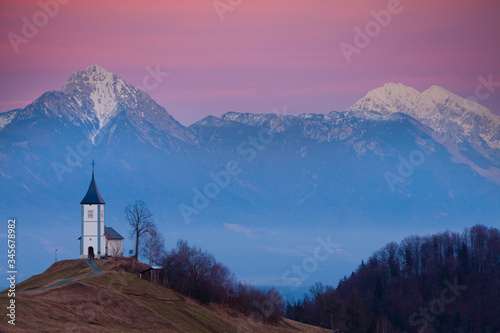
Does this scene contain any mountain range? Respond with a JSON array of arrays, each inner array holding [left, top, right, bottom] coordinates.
[[348, 82, 500, 167], [1, 65, 499, 288]]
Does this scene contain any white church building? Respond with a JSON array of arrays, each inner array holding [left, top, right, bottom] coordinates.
[[80, 165, 123, 259]]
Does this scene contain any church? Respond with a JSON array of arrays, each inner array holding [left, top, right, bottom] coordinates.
[[80, 164, 123, 259]]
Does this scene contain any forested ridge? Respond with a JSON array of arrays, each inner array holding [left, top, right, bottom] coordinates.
[[157, 240, 285, 323], [286, 225, 500, 333]]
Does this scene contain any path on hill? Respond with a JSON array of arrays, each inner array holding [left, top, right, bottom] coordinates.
[[18, 259, 102, 294]]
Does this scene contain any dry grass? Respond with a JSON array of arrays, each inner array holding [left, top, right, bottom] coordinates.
[[7, 259, 92, 293], [94, 256, 150, 274], [0, 258, 331, 333]]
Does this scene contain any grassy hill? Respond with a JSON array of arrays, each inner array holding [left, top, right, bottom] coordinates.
[[0, 258, 329, 333]]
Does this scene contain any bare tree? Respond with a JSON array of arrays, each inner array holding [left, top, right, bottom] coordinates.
[[125, 200, 154, 259], [112, 246, 121, 269], [140, 221, 165, 266]]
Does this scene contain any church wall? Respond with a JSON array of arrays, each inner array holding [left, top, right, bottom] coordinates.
[[106, 239, 123, 257], [82, 203, 105, 257], [99, 235, 106, 255], [84, 221, 98, 235]]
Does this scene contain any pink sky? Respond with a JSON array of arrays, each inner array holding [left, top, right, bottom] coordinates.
[[1, 0, 499, 125]]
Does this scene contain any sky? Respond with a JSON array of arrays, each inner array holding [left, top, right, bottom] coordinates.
[[1, 0, 500, 126]]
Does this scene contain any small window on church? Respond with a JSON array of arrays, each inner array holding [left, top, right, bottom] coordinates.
[[88, 210, 93, 218]]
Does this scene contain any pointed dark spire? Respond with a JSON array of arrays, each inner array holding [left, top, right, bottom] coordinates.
[[81, 161, 105, 205]]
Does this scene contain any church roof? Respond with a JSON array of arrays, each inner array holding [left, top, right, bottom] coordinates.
[[80, 171, 105, 205], [105, 227, 123, 240]]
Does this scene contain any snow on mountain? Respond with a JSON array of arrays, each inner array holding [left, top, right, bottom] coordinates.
[[0, 109, 19, 130], [62, 64, 123, 132], [1, 65, 195, 147], [219, 111, 292, 131], [4, 66, 499, 166], [347, 83, 500, 161], [192, 109, 412, 159], [2, 68, 500, 240], [216, 110, 402, 130], [60, 64, 195, 144], [421, 85, 500, 147]]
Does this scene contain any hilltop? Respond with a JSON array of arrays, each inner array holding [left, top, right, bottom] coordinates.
[[0, 258, 329, 333]]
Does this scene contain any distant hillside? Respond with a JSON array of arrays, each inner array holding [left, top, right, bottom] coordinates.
[[0, 257, 329, 333]]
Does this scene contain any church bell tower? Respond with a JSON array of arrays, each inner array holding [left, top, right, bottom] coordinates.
[[80, 161, 105, 259]]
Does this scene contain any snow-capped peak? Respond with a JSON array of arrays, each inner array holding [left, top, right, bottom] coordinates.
[[58, 64, 196, 145], [62, 64, 121, 95], [347, 83, 500, 153], [349, 83, 431, 116], [421, 85, 492, 118], [372, 83, 421, 98], [422, 85, 457, 99], [61, 64, 139, 135]]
